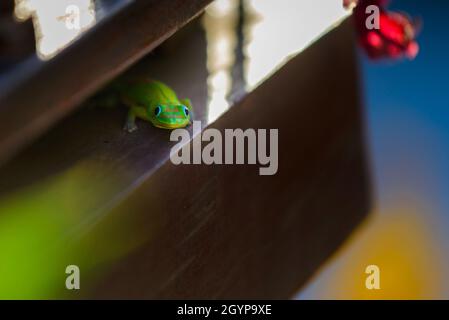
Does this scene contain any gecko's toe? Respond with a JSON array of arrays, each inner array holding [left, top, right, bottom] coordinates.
[[123, 123, 138, 133]]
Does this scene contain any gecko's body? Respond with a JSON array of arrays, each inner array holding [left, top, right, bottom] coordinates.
[[104, 78, 192, 132]]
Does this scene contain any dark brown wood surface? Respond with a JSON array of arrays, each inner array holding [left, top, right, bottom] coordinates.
[[0, 0, 212, 166], [88, 20, 371, 299], [0, 19, 370, 299]]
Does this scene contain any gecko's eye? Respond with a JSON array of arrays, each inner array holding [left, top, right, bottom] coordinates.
[[182, 105, 189, 118], [154, 106, 162, 117]]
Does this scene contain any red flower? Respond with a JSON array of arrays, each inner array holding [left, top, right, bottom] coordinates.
[[345, 0, 420, 60]]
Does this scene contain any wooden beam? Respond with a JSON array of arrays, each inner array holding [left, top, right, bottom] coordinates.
[[0, 19, 370, 298], [87, 19, 371, 299], [0, 0, 212, 166]]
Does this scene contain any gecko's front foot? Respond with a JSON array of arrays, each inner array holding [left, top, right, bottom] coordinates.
[[124, 111, 138, 133], [123, 121, 138, 133]]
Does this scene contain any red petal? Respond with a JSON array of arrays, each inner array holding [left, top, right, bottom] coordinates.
[[348, 0, 420, 60], [367, 31, 383, 48], [406, 42, 419, 59]]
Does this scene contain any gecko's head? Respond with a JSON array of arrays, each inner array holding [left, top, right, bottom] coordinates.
[[148, 103, 192, 129]]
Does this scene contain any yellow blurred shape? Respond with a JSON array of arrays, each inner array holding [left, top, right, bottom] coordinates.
[[317, 208, 446, 299]]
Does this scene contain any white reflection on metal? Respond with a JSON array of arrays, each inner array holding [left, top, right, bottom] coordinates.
[[203, 0, 239, 123], [15, 0, 96, 60], [245, 0, 348, 89], [203, 0, 349, 123]]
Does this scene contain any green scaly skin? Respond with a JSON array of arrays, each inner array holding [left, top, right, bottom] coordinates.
[[94, 78, 193, 132]]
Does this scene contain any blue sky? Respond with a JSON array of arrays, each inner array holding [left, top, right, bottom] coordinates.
[[298, 0, 449, 299], [364, 0, 449, 226]]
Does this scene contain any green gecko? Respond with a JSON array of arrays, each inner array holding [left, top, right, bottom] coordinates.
[[95, 78, 193, 132]]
